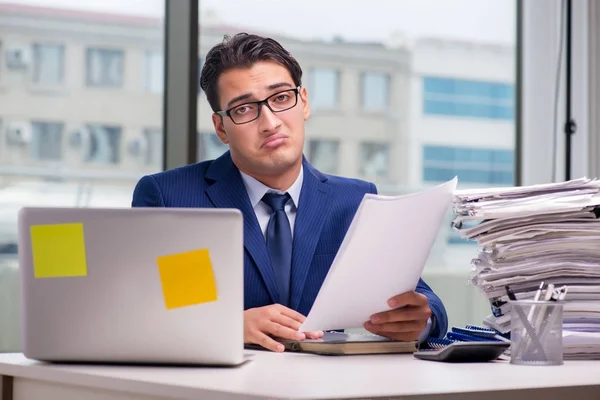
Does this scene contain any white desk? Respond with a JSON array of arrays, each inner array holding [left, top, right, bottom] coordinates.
[[1, 351, 600, 400]]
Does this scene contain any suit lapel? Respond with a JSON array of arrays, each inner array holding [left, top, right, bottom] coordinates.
[[204, 152, 279, 303], [290, 159, 331, 310]]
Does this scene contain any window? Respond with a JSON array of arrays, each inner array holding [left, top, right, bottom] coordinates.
[[197, 132, 228, 161], [0, 1, 168, 355], [422, 77, 514, 120], [30, 121, 63, 161], [86, 48, 124, 87], [308, 68, 339, 108], [32, 43, 64, 84], [422, 145, 514, 185], [144, 51, 163, 93], [362, 72, 389, 111], [84, 124, 122, 164], [359, 142, 389, 178], [198, 0, 517, 331], [307, 139, 339, 175]]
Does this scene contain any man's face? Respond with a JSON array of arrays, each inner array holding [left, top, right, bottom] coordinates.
[[212, 61, 310, 178]]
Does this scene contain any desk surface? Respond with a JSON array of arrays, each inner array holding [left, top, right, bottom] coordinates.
[[1, 351, 600, 400]]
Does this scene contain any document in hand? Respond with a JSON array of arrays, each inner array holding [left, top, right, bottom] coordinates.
[[299, 177, 458, 332]]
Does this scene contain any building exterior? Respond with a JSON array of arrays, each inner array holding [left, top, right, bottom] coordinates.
[[0, 3, 164, 184], [0, 3, 412, 192], [409, 37, 516, 191]]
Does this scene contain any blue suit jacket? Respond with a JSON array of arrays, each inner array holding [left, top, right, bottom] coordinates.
[[131, 151, 448, 338]]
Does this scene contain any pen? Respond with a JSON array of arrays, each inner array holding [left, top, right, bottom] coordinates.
[[447, 331, 499, 342], [534, 282, 545, 302], [505, 285, 522, 349], [465, 325, 511, 340], [544, 284, 555, 301], [527, 282, 545, 325], [527, 284, 555, 351], [452, 327, 510, 343], [505, 285, 517, 301], [538, 286, 568, 345]]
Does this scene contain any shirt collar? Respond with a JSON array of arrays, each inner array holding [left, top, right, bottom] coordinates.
[[240, 165, 303, 209]]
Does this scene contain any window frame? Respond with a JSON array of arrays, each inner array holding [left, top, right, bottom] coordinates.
[[307, 67, 341, 110], [162, 0, 198, 170], [361, 71, 391, 111], [518, 0, 593, 185], [85, 47, 125, 88], [29, 120, 64, 161], [31, 42, 65, 85]]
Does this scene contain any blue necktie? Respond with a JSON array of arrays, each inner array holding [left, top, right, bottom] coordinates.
[[262, 192, 292, 307]]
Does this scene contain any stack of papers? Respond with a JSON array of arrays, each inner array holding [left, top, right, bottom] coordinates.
[[452, 177, 600, 360], [563, 330, 600, 360]]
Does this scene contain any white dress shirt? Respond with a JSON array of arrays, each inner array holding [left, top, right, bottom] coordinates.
[[239, 165, 432, 342], [239, 166, 303, 238]]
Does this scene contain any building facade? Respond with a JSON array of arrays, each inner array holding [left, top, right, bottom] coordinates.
[[0, 3, 164, 184], [0, 3, 412, 192], [409, 37, 516, 191]]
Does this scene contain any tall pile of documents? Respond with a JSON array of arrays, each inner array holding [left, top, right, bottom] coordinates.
[[452, 177, 600, 360]]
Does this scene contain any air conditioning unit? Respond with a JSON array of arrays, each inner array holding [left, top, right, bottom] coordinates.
[[68, 127, 90, 148], [6, 122, 32, 145], [127, 136, 148, 157], [5, 47, 31, 69]]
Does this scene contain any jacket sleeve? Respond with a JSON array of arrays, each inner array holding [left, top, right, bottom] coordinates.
[[131, 175, 166, 207], [416, 278, 449, 338]]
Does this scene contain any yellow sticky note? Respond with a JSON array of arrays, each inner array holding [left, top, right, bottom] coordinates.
[[156, 248, 218, 309], [30, 223, 87, 278]]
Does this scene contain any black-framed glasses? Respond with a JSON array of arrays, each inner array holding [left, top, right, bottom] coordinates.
[[216, 86, 300, 125]]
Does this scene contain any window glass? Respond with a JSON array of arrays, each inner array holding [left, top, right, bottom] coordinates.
[[362, 72, 389, 111], [86, 48, 124, 87], [308, 68, 339, 109], [32, 43, 64, 84], [0, 1, 165, 352], [198, 0, 516, 329]]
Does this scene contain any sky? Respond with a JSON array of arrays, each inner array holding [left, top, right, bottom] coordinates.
[[0, 0, 516, 45]]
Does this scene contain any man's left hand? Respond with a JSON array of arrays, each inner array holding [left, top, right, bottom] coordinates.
[[363, 292, 431, 341]]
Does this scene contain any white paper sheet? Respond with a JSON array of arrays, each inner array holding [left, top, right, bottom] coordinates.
[[299, 177, 457, 332]]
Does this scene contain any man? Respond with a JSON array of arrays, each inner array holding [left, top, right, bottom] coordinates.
[[132, 33, 448, 352]]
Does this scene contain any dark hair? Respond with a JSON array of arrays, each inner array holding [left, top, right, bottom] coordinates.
[[199, 33, 303, 112]]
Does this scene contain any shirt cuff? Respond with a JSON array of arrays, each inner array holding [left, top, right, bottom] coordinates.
[[417, 317, 433, 344]]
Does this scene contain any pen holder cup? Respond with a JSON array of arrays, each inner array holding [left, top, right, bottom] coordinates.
[[509, 300, 564, 366]]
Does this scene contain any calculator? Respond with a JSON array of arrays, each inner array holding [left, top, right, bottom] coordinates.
[[413, 341, 510, 363]]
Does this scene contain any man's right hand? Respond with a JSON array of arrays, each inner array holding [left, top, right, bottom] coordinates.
[[244, 304, 324, 352]]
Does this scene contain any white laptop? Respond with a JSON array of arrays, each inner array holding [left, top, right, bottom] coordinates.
[[17, 206, 244, 366]]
